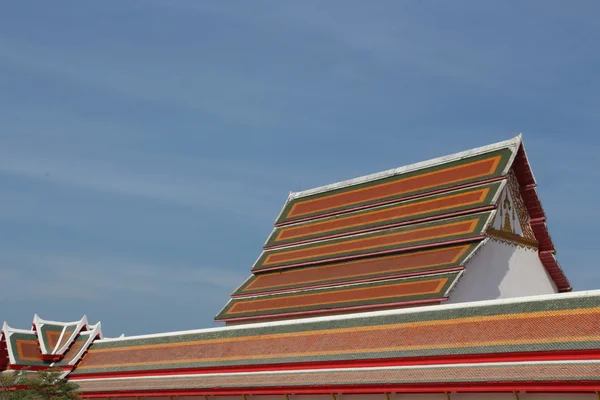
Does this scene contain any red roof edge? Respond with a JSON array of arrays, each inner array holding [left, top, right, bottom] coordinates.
[[41, 354, 63, 362], [0, 335, 7, 371], [78, 383, 600, 398], [512, 144, 572, 292]]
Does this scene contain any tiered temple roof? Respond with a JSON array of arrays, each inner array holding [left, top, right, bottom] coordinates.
[[57, 291, 600, 395], [216, 135, 570, 324], [2, 135, 596, 398], [1, 315, 101, 375]]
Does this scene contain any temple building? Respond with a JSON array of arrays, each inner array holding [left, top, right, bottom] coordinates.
[[3, 135, 600, 399]]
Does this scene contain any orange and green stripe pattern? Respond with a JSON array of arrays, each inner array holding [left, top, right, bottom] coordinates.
[[277, 148, 513, 224], [253, 212, 492, 271], [235, 243, 477, 296], [8, 332, 49, 366], [266, 181, 502, 248], [72, 294, 600, 374], [218, 272, 457, 319], [38, 324, 64, 353]]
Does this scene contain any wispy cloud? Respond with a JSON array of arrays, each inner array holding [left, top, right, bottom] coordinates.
[[0, 124, 293, 221], [1, 0, 598, 335], [0, 35, 296, 129], [163, 1, 599, 122], [0, 250, 245, 303]]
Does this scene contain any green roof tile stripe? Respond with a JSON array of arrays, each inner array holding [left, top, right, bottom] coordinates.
[[71, 294, 600, 375], [276, 147, 514, 224], [252, 211, 494, 271], [55, 324, 78, 354], [265, 181, 504, 248], [216, 271, 459, 320], [38, 324, 64, 354], [7, 332, 50, 367], [55, 334, 93, 366], [234, 242, 481, 297]]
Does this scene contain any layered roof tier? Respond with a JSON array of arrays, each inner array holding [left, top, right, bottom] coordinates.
[[0, 315, 102, 374], [216, 136, 571, 324], [0, 134, 592, 397], [66, 290, 600, 396]]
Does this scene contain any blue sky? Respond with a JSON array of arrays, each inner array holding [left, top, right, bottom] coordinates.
[[0, 0, 599, 337]]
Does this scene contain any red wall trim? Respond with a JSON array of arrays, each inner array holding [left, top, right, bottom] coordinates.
[[78, 382, 600, 398]]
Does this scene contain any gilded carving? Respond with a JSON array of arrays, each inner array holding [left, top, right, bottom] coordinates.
[[487, 228, 539, 251], [501, 192, 515, 234], [507, 171, 536, 240]]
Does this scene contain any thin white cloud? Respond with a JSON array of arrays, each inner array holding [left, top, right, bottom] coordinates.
[[161, 1, 599, 122], [0, 36, 293, 128], [0, 132, 289, 221], [0, 250, 246, 303]]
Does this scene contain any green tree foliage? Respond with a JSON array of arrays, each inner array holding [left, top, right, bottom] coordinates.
[[0, 369, 30, 400], [0, 368, 80, 400]]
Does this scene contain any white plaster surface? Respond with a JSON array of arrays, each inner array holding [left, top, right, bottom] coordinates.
[[448, 239, 558, 304]]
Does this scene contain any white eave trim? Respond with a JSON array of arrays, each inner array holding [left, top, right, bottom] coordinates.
[[64, 323, 102, 366], [55, 316, 89, 355], [288, 135, 522, 201], [2, 322, 36, 365], [97, 289, 599, 344], [33, 314, 88, 327]]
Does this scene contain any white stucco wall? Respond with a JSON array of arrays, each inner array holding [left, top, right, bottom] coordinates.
[[447, 239, 558, 304]]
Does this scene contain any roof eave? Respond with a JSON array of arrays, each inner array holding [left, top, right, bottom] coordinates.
[[511, 140, 572, 292]]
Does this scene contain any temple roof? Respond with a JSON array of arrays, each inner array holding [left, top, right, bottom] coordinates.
[[67, 290, 600, 395], [71, 361, 600, 394], [0, 316, 102, 371], [33, 314, 88, 360], [216, 135, 571, 323], [0, 135, 592, 396]]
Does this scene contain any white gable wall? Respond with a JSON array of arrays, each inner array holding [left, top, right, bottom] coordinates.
[[447, 239, 558, 304]]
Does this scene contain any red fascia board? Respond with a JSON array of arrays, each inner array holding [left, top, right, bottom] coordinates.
[[216, 298, 447, 323], [78, 383, 600, 398], [232, 267, 465, 298], [41, 354, 63, 362], [265, 206, 496, 251], [68, 349, 600, 380], [512, 145, 571, 292], [0, 338, 7, 371], [255, 237, 486, 273], [275, 177, 507, 227]]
